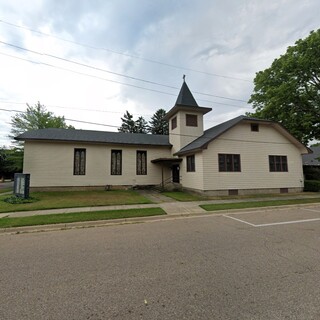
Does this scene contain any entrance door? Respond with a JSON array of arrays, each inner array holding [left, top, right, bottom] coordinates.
[[172, 165, 180, 183]]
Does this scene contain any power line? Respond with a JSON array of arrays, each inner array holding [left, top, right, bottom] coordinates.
[[0, 51, 179, 97], [0, 51, 251, 109], [0, 18, 252, 82], [0, 108, 292, 144], [0, 100, 154, 117], [0, 40, 248, 103], [0, 108, 119, 128]]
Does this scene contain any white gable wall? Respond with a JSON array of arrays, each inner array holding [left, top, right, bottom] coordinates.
[[24, 141, 172, 188], [201, 122, 304, 192]]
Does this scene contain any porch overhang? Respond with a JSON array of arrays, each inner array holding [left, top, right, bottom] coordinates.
[[151, 157, 182, 166]]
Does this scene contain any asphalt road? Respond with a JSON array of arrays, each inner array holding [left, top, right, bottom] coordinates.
[[0, 181, 13, 189], [1, 207, 320, 319]]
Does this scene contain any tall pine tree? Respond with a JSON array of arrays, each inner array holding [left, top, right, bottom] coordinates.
[[148, 109, 168, 135], [135, 116, 148, 133], [118, 111, 137, 133]]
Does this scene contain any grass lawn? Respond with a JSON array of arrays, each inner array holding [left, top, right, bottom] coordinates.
[[0, 190, 152, 213], [0, 207, 166, 228], [200, 198, 320, 211], [162, 191, 319, 202], [0, 188, 11, 194]]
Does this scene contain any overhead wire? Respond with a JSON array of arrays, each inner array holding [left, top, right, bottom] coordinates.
[[0, 51, 251, 109], [0, 108, 119, 128], [0, 107, 292, 145], [0, 18, 252, 82], [0, 22, 252, 132], [0, 40, 248, 103]]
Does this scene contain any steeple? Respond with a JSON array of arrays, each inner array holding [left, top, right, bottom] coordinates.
[[164, 79, 212, 121], [175, 80, 198, 107]]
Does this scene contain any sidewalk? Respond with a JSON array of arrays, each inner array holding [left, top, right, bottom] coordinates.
[[2, 192, 320, 219]]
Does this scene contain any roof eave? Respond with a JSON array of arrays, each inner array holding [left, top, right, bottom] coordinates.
[[164, 105, 212, 121], [18, 137, 172, 147], [174, 147, 204, 157]]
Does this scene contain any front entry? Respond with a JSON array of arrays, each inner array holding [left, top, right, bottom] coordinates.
[[172, 165, 180, 183]]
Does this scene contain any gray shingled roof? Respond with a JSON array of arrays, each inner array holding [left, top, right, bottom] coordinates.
[[15, 128, 171, 146], [175, 115, 275, 155], [303, 146, 320, 166]]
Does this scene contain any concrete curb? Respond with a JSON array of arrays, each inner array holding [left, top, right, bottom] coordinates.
[[0, 212, 199, 235]]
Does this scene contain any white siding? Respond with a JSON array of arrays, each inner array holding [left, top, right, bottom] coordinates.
[[180, 153, 204, 190], [24, 141, 172, 187], [202, 123, 305, 191]]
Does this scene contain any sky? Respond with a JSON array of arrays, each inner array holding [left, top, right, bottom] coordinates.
[[0, 0, 319, 147]]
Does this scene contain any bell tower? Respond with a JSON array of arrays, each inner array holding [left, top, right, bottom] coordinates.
[[165, 79, 212, 154]]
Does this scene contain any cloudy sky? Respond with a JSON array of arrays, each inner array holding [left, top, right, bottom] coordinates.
[[0, 0, 319, 146]]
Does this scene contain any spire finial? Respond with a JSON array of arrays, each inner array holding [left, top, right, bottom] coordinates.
[[183, 74, 186, 82]]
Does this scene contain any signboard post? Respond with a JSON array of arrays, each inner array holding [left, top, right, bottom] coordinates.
[[14, 173, 30, 199]]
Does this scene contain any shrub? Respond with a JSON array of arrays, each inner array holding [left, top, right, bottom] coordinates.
[[304, 180, 320, 192], [3, 195, 37, 204], [304, 167, 320, 180]]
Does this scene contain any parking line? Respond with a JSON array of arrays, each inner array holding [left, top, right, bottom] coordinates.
[[255, 217, 320, 227], [223, 214, 257, 227], [223, 213, 320, 228], [301, 208, 320, 214]]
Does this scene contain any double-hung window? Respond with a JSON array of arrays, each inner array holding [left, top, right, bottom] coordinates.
[[74, 149, 86, 175], [186, 155, 195, 172], [218, 154, 241, 172], [111, 150, 122, 175], [269, 155, 288, 172], [137, 151, 147, 175]]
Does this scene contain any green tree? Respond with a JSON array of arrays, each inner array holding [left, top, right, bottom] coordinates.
[[10, 102, 73, 142], [148, 108, 168, 135], [118, 111, 136, 133], [0, 147, 6, 180], [0, 147, 23, 179], [248, 29, 320, 144], [118, 111, 148, 133], [135, 116, 148, 133]]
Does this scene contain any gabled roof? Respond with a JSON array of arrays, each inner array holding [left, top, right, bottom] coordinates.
[[164, 81, 212, 120], [303, 146, 320, 166], [175, 115, 310, 156], [15, 128, 171, 147]]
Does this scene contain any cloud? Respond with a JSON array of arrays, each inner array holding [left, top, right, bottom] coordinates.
[[0, 0, 319, 146]]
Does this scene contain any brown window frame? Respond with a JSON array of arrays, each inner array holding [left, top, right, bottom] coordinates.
[[251, 123, 259, 132], [111, 150, 122, 175], [74, 148, 86, 175], [269, 155, 288, 172], [136, 150, 147, 175], [186, 155, 195, 172], [218, 154, 241, 172], [171, 117, 177, 130], [186, 114, 198, 127]]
